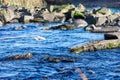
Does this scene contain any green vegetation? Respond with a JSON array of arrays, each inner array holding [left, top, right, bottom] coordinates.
[[73, 11, 85, 19], [108, 42, 115, 49]]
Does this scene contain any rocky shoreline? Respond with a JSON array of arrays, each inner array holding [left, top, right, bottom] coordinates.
[[0, 0, 120, 54]]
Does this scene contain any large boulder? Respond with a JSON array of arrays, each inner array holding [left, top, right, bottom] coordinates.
[[41, 12, 65, 22], [95, 16, 107, 26], [0, 7, 15, 23], [73, 19, 88, 28], [93, 7, 112, 16], [71, 39, 120, 53]]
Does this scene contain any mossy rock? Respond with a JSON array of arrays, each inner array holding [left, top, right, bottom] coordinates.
[[73, 11, 85, 19], [53, 4, 75, 13]]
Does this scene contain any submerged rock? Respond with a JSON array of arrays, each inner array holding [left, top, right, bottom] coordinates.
[[14, 25, 27, 30], [70, 39, 120, 53], [45, 57, 75, 63], [2, 53, 32, 61]]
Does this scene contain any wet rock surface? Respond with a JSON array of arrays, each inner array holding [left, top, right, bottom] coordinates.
[[71, 39, 120, 53]]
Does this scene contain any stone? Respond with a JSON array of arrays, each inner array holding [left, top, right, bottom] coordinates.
[[70, 39, 120, 53], [41, 24, 75, 30], [85, 24, 101, 31], [94, 7, 112, 16], [95, 16, 107, 26], [73, 19, 88, 28], [19, 15, 34, 23], [0, 7, 15, 22], [14, 25, 27, 30], [77, 3, 86, 12], [2, 52, 32, 61], [104, 32, 120, 40], [41, 12, 65, 22], [0, 21, 3, 27], [91, 26, 119, 33]]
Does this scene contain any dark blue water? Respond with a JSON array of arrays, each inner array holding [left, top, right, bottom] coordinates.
[[0, 9, 120, 80]]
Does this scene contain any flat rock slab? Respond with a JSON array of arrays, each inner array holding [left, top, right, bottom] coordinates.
[[70, 39, 120, 53], [92, 26, 119, 33], [104, 32, 120, 40]]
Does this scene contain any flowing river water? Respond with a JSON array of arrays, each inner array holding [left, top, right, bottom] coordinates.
[[0, 9, 120, 80]]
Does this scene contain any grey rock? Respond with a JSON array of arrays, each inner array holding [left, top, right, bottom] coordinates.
[[96, 16, 107, 26], [0, 21, 3, 27], [73, 19, 88, 28]]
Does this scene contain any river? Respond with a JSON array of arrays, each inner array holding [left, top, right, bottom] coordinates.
[[0, 9, 120, 80]]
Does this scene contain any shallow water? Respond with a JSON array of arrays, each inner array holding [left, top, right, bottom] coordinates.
[[0, 22, 120, 80]]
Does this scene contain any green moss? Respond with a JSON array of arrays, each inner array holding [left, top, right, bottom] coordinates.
[[73, 11, 85, 19], [108, 42, 115, 49]]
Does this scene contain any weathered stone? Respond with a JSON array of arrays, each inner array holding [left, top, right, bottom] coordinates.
[[14, 25, 27, 30], [104, 32, 120, 40], [41, 24, 75, 30], [71, 39, 120, 53], [92, 26, 119, 33], [73, 19, 88, 28], [85, 24, 101, 31], [0, 21, 3, 27], [45, 57, 75, 63], [94, 7, 112, 16], [19, 15, 34, 23], [95, 16, 107, 26], [1, 52, 32, 61], [41, 12, 65, 22], [77, 3, 86, 12], [0, 7, 15, 22]]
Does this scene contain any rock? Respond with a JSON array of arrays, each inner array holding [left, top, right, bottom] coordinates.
[[14, 25, 27, 30], [19, 15, 34, 23], [2, 53, 32, 61], [41, 24, 75, 30], [73, 19, 88, 28], [104, 32, 120, 40], [85, 14, 97, 25], [0, 7, 15, 23], [41, 12, 65, 22], [24, 15, 34, 23], [94, 7, 112, 16], [95, 16, 107, 26], [85, 24, 102, 31], [0, 21, 3, 27], [70, 39, 120, 53], [77, 3, 86, 12], [45, 57, 75, 63], [52, 4, 75, 13], [91, 26, 119, 33]]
